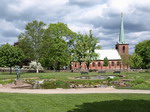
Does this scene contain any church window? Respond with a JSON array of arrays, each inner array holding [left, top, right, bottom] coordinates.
[[75, 63, 76, 67], [98, 62, 101, 66], [92, 62, 95, 67], [123, 46, 125, 53], [116, 46, 118, 50], [111, 62, 115, 66], [117, 62, 120, 66]]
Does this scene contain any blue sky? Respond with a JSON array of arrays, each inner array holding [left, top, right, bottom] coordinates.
[[0, 0, 150, 54]]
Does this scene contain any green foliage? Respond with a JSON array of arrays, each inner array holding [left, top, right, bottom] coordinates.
[[47, 22, 76, 44], [17, 33, 34, 64], [41, 80, 70, 89], [103, 57, 108, 67], [72, 30, 101, 69], [0, 44, 24, 73], [45, 22, 76, 69], [130, 53, 143, 69], [18, 20, 46, 73], [0, 79, 14, 85], [135, 40, 150, 68], [17, 22, 77, 70], [132, 79, 145, 85], [133, 83, 150, 89]]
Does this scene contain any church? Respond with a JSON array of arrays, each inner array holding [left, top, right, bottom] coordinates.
[[71, 13, 129, 70]]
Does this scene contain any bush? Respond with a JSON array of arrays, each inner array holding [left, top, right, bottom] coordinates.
[[41, 80, 70, 89], [132, 79, 145, 85], [133, 83, 150, 89], [29, 61, 43, 70], [0, 79, 14, 85]]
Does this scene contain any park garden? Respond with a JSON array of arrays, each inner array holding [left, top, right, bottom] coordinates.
[[0, 20, 150, 112], [0, 71, 150, 112], [0, 71, 150, 90]]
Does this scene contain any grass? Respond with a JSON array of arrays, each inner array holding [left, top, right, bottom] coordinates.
[[0, 72, 150, 89], [1, 71, 149, 80], [0, 72, 150, 111], [0, 93, 150, 112]]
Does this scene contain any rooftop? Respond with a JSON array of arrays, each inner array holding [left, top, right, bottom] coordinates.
[[95, 49, 121, 60]]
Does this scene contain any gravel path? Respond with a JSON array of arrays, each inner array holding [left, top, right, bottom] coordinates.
[[0, 88, 150, 94]]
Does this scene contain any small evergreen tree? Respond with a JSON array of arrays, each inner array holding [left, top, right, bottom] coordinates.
[[103, 57, 109, 67]]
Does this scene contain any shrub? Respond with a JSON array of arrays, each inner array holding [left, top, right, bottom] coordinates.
[[41, 80, 70, 89], [29, 61, 43, 70], [133, 83, 150, 89], [132, 79, 145, 85]]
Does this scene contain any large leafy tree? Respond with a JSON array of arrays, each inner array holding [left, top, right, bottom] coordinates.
[[17, 33, 34, 65], [40, 22, 76, 70], [72, 30, 101, 70], [41, 37, 70, 70], [135, 40, 150, 69], [18, 20, 46, 73], [0, 44, 24, 74], [47, 22, 76, 50]]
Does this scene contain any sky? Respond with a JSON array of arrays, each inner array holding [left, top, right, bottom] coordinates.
[[0, 0, 150, 54]]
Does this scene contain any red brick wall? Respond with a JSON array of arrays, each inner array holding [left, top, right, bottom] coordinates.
[[116, 44, 129, 56], [71, 60, 128, 70]]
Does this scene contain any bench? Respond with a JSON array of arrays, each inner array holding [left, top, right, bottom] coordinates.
[[113, 71, 121, 74], [98, 70, 106, 74], [80, 72, 88, 75]]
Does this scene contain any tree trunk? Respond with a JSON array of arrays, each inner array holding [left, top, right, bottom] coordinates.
[[87, 61, 90, 70], [79, 61, 82, 71], [56, 62, 60, 72], [36, 61, 39, 73], [36, 68, 39, 73], [10, 67, 12, 74]]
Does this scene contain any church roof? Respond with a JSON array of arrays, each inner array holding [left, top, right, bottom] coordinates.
[[95, 49, 121, 60]]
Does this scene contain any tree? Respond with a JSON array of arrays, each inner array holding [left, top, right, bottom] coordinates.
[[41, 37, 70, 71], [17, 33, 34, 65], [72, 30, 101, 70], [0, 44, 24, 74], [18, 20, 46, 73], [29, 61, 43, 71], [103, 57, 109, 68], [121, 54, 130, 69], [130, 53, 143, 69], [135, 40, 150, 69], [40, 22, 75, 70], [46, 22, 77, 50], [84, 30, 101, 69]]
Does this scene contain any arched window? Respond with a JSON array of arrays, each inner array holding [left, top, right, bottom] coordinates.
[[111, 62, 114, 66], [117, 62, 120, 66], [98, 62, 101, 66], [116, 45, 118, 50], [123, 46, 125, 53], [75, 63, 76, 67], [92, 62, 95, 67]]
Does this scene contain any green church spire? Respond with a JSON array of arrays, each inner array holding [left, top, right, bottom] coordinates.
[[118, 13, 126, 44]]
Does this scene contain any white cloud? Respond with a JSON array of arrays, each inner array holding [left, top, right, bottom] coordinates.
[[0, 0, 150, 54]]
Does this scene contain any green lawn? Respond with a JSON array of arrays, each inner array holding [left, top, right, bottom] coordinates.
[[0, 93, 150, 112], [0, 72, 150, 89], [0, 71, 149, 80]]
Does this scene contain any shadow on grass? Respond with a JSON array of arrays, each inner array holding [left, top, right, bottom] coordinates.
[[67, 99, 150, 112]]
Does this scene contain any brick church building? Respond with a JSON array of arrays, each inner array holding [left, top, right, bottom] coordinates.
[[71, 13, 129, 70]]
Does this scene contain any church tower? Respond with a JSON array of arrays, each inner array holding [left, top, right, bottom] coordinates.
[[116, 13, 129, 56]]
